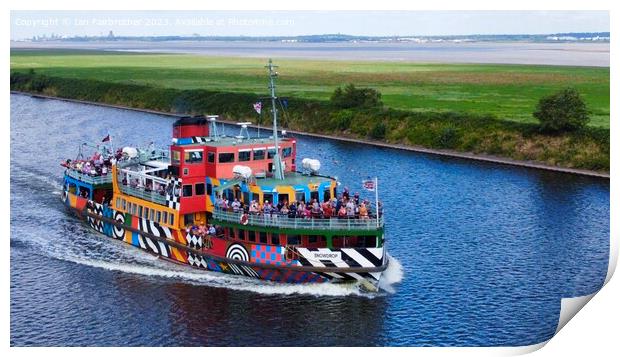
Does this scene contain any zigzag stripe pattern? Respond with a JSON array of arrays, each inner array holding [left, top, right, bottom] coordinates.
[[295, 247, 384, 283], [87, 202, 105, 233], [138, 218, 171, 258], [228, 263, 260, 278]]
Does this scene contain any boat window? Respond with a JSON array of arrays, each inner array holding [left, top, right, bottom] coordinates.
[[138, 206, 143, 217], [195, 183, 205, 196], [207, 152, 215, 163], [324, 188, 331, 201], [206, 183, 213, 196], [271, 234, 279, 245], [308, 235, 327, 247], [163, 212, 168, 225], [156, 211, 161, 223], [361, 235, 377, 248], [332, 236, 345, 248], [287, 235, 301, 245], [144, 207, 150, 219], [267, 148, 276, 159], [248, 231, 256, 242], [310, 191, 319, 201], [116, 197, 121, 209], [263, 193, 273, 204], [242, 191, 249, 204], [253, 149, 265, 160], [172, 150, 180, 165], [282, 147, 292, 158], [183, 185, 193, 197], [278, 194, 289, 204], [218, 152, 235, 163], [149, 209, 155, 221], [184, 150, 203, 164], [238, 150, 251, 162], [79, 187, 91, 199], [295, 191, 305, 203], [184, 214, 194, 226], [169, 214, 174, 226], [259, 231, 268, 244], [121, 198, 126, 210]]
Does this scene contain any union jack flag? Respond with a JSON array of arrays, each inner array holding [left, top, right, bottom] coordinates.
[[362, 179, 375, 191], [253, 101, 262, 114]]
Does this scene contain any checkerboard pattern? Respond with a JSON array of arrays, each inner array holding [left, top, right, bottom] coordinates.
[[251, 245, 288, 265]]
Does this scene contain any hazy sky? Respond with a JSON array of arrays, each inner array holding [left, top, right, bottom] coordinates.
[[11, 10, 610, 39]]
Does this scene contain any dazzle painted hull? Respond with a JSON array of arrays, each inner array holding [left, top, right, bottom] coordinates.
[[62, 191, 387, 287]]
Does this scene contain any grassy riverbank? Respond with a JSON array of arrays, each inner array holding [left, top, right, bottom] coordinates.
[[9, 49, 610, 172], [10, 49, 610, 128]]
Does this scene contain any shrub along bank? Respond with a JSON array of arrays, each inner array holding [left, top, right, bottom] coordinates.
[[11, 71, 609, 172]]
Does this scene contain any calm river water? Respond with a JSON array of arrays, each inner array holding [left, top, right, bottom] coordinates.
[[10, 94, 609, 346]]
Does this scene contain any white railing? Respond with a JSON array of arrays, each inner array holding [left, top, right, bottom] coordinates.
[[116, 177, 167, 205], [65, 169, 113, 185], [116, 169, 168, 205], [212, 209, 383, 231]]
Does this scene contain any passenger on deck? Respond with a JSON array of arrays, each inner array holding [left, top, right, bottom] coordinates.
[[345, 199, 356, 218], [263, 200, 273, 217], [311, 199, 321, 218], [288, 202, 297, 218], [343, 187, 350, 200], [231, 198, 241, 213], [249, 200, 259, 214], [322, 200, 333, 219], [338, 205, 347, 219], [359, 203, 369, 219]]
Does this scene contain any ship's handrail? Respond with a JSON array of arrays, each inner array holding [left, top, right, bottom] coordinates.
[[118, 185, 166, 205], [116, 169, 167, 205], [212, 209, 383, 231], [65, 169, 113, 185]]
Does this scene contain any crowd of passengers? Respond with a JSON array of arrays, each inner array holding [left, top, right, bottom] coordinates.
[[215, 188, 382, 220], [64, 148, 127, 177]]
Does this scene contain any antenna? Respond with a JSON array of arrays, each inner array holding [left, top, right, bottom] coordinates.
[[265, 59, 284, 180], [237, 122, 251, 140], [207, 115, 219, 141]]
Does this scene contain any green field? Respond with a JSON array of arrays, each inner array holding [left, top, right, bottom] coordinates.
[[10, 49, 610, 128]]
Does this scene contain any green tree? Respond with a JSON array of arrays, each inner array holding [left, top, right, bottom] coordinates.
[[330, 83, 382, 109], [534, 88, 589, 132]]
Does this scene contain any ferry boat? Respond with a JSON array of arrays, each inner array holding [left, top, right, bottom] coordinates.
[[60, 60, 389, 291]]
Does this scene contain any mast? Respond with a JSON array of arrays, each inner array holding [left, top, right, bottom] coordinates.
[[266, 59, 284, 180]]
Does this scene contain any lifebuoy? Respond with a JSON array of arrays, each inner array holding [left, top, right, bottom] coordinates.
[[240, 214, 249, 225]]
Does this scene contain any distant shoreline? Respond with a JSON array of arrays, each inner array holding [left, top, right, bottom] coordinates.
[[11, 91, 609, 179], [10, 40, 610, 67]]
